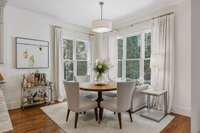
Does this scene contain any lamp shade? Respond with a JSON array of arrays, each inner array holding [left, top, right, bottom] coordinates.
[[0, 73, 4, 81], [92, 19, 112, 33]]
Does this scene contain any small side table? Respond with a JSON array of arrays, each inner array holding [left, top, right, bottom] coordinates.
[[140, 89, 168, 122]]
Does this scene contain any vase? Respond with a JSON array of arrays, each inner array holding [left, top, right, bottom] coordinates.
[[95, 73, 107, 84]]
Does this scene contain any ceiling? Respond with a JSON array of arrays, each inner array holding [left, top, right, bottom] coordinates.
[[7, 0, 180, 27]]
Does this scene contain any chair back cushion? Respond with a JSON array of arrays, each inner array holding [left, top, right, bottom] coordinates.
[[64, 81, 79, 111], [117, 82, 136, 112]]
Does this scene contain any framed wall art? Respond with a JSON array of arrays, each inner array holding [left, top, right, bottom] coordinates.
[[16, 37, 49, 69]]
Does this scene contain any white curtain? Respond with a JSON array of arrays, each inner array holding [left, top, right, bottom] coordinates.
[[53, 26, 66, 101], [150, 14, 175, 113], [108, 32, 118, 81], [89, 35, 96, 81]]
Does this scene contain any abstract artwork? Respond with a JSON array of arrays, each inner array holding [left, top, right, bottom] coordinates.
[[16, 37, 49, 69]]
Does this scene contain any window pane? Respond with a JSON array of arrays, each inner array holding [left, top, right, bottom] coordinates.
[[77, 61, 87, 76], [118, 61, 122, 78], [64, 61, 74, 81], [145, 32, 151, 58], [76, 41, 87, 60], [144, 60, 151, 83], [118, 39, 123, 59], [126, 35, 141, 59], [63, 39, 73, 60], [126, 60, 140, 79]]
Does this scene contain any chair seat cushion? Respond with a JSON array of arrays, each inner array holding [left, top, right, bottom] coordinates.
[[101, 98, 118, 112], [79, 98, 97, 112]]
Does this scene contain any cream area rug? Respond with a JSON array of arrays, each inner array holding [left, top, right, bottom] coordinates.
[[41, 102, 174, 133]]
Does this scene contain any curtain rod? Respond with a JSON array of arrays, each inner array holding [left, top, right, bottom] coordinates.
[[114, 11, 174, 31], [152, 12, 174, 20]]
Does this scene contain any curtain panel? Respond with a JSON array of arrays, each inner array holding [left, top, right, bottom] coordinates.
[[150, 14, 175, 112], [53, 26, 66, 101], [108, 32, 118, 81]]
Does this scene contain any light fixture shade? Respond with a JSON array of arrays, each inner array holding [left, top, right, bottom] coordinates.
[[92, 19, 112, 33]]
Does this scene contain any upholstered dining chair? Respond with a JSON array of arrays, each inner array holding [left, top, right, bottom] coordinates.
[[64, 81, 98, 128], [75, 75, 97, 100], [99, 82, 136, 129]]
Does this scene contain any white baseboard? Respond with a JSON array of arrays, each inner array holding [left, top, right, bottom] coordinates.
[[172, 106, 191, 117], [7, 101, 21, 110]]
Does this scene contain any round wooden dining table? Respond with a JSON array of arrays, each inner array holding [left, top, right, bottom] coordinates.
[[79, 82, 117, 108]]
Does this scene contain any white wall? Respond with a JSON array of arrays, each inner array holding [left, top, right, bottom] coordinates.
[[0, 5, 90, 109], [173, 0, 191, 116], [104, 0, 191, 116], [191, 0, 200, 132]]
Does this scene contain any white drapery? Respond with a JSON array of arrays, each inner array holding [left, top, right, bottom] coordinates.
[[150, 14, 175, 113], [108, 32, 118, 81], [89, 35, 96, 81], [53, 26, 66, 101]]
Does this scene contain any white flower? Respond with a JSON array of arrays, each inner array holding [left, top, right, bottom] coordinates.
[[98, 64, 102, 69]]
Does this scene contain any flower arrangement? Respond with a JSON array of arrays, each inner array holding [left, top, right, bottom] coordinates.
[[94, 60, 109, 81]]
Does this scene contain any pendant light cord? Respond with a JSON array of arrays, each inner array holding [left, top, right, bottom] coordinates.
[[100, 2, 104, 20]]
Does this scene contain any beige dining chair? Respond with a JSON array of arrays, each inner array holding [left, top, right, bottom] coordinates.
[[100, 82, 136, 129], [64, 81, 98, 128]]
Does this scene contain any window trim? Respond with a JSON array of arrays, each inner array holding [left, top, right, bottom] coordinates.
[[117, 29, 151, 81], [63, 38, 90, 81]]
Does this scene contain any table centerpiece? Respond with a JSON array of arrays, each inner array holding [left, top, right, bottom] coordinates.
[[94, 60, 109, 86]]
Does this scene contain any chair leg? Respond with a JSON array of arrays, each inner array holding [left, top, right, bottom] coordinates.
[[117, 113, 122, 129], [128, 110, 133, 122], [100, 108, 104, 121], [66, 109, 70, 122], [74, 112, 79, 128], [98, 108, 104, 123], [94, 108, 98, 121]]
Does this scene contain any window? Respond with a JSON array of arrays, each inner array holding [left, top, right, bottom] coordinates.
[[63, 39, 89, 81], [117, 31, 151, 84]]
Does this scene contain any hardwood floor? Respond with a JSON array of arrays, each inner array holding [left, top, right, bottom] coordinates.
[[8, 105, 190, 133]]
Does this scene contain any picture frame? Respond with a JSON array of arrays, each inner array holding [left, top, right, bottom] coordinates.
[[16, 37, 49, 69]]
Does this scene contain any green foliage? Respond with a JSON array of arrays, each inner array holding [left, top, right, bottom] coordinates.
[[126, 60, 140, 79], [64, 61, 74, 81], [145, 33, 151, 58], [63, 39, 73, 60], [76, 41, 87, 60], [126, 35, 141, 59], [118, 39, 123, 59], [77, 61, 87, 76]]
